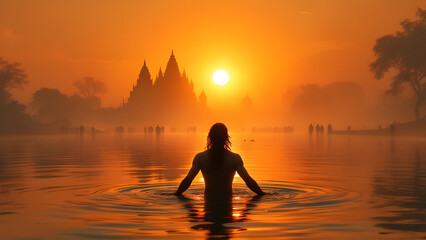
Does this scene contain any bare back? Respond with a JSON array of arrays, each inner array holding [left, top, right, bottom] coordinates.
[[195, 150, 240, 195], [175, 150, 264, 196]]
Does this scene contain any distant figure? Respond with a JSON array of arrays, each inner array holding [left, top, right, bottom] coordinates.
[[390, 123, 396, 135], [327, 124, 332, 133], [320, 125, 324, 134], [347, 126, 351, 131], [155, 125, 161, 134], [284, 126, 294, 133], [175, 123, 264, 196], [309, 124, 314, 135], [115, 126, 124, 134], [148, 126, 154, 133], [315, 124, 320, 134], [79, 125, 84, 135]]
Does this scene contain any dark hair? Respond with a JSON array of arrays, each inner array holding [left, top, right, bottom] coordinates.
[[206, 123, 231, 167], [206, 123, 231, 150]]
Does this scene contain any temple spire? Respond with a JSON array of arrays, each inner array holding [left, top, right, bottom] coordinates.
[[182, 69, 187, 79], [138, 60, 152, 86], [164, 50, 180, 80], [158, 67, 163, 78], [199, 90, 207, 107]]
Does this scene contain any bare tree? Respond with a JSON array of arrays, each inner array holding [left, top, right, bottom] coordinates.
[[370, 8, 426, 121], [73, 77, 106, 98], [0, 57, 28, 100]]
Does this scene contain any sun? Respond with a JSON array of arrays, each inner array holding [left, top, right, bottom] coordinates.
[[212, 70, 229, 86]]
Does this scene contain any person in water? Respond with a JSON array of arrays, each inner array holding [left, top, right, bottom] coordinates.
[[175, 123, 265, 196]]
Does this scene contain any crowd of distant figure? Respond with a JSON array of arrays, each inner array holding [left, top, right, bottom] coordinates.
[[61, 125, 98, 135], [187, 126, 197, 132], [309, 123, 398, 135], [143, 125, 165, 134], [60, 122, 399, 137], [250, 126, 294, 133], [309, 124, 332, 135]]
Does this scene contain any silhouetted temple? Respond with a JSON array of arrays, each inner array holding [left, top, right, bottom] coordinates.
[[124, 51, 206, 125]]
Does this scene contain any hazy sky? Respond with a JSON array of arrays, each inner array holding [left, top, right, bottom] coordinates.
[[1, 0, 425, 109]]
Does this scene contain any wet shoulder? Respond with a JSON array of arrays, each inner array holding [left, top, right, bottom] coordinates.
[[226, 151, 243, 167], [193, 150, 243, 167], [193, 151, 209, 165]]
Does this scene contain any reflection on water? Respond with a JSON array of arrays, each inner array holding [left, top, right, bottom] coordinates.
[[0, 133, 425, 239], [373, 141, 426, 233], [177, 191, 260, 239]]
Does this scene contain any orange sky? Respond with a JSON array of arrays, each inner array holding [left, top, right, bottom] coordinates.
[[1, 0, 425, 110]]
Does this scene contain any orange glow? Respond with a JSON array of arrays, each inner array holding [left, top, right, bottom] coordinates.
[[212, 70, 229, 86], [1, 2, 425, 238], [0, 0, 421, 117]]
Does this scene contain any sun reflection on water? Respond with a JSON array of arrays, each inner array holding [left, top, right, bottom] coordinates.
[[0, 134, 424, 239]]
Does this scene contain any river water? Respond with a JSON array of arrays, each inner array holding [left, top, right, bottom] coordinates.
[[0, 133, 425, 239]]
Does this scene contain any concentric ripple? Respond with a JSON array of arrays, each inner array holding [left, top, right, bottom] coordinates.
[[60, 181, 360, 238], [66, 180, 358, 215]]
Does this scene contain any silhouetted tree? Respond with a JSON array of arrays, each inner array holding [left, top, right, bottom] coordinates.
[[73, 77, 106, 98], [0, 57, 28, 101], [30, 88, 101, 125], [30, 88, 70, 124], [370, 9, 426, 121], [0, 57, 33, 134]]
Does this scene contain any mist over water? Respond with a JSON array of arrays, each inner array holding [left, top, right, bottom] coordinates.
[[0, 133, 424, 239], [1, 2, 425, 239]]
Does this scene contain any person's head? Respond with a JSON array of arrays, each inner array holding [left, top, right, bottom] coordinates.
[[206, 123, 231, 151]]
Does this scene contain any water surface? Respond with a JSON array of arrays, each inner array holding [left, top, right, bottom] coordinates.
[[0, 133, 425, 239]]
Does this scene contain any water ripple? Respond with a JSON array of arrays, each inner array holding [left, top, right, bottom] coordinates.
[[64, 181, 359, 221]]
